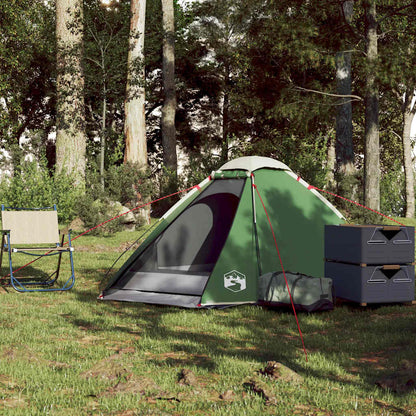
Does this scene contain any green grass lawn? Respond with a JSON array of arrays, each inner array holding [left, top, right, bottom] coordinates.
[[0, 226, 416, 415]]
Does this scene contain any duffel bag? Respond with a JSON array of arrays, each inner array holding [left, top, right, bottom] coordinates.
[[258, 271, 334, 312]]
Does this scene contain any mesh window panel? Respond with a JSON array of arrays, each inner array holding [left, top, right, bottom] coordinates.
[[123, 179, 245, 276]]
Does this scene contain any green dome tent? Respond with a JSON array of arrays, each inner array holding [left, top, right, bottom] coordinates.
[[100, 156, 344, 308]]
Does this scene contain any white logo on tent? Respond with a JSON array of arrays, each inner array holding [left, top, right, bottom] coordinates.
[[224, 270, 246, 292]]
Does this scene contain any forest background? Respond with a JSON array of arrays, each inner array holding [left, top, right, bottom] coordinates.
[[1, 0, 416, 229]]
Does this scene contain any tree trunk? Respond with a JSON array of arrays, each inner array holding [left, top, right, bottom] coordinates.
[[100, 83, 107, 189], [403, 89, 416, 218], [124, 0, 147, 169], [161, 0, 177, 177], [364, 0, 380, 211], [55, 0, 86, 187], [221, 88, 230, 163], [336, 1, 355, 180], [326, 131, 336, 190]]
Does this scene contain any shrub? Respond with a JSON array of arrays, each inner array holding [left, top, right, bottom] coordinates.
[[74, 163, 153, 235], [0, 160, 80, 223], [380, 161, 406, 217], [105, 163, 153, 206], [75, 194, 124, 235]]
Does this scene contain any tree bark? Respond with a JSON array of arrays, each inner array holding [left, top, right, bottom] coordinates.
[[124, 0, 147, 169], [364, 0, 380, 211], [100, 81, 107, 189], [55, 0, 86, 187], [403, 89, 416, 218], [326, 131, 336, 190], [336, 1, 355, 179], [221, 87, 230, 163], [161, 0, 177, 176]]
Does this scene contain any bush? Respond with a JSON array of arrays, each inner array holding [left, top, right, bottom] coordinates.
[[0, 160, 80, 223], [74, 163, 153, 235], [105, 163, 153, 206], [380, 161, 406, 217], [75, 195, 124, 235]]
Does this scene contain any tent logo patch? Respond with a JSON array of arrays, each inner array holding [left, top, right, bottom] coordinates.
[[224, 270, 246, 292]]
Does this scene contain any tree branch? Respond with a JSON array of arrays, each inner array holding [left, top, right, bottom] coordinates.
[[294, 86, 363, 101]]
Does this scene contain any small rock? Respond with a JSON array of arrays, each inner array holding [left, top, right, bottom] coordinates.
[[110, 202, 136, 227]]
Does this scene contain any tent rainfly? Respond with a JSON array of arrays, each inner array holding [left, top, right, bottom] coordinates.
[[99, 156, 344, 308]]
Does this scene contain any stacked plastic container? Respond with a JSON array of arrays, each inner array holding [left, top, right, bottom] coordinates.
[[324, 225, 415, 305]]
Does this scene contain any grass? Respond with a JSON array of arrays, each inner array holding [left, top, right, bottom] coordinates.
[[0, 225, 416, 415]]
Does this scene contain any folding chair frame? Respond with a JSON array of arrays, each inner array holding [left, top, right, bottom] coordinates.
[[0, 205, 75, 292]]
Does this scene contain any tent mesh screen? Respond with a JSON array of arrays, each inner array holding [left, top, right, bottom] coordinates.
[[116, 179, 245, 284]]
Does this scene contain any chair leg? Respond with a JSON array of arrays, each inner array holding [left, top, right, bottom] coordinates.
[[63, 230, 76, 290], [0, 233, 9, 290], [0, 233, 4, 274], [7, 234, 25, 292], [45, 233, 66, 286]]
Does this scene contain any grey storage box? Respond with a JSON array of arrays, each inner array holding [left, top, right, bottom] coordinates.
[[325, 262, 415, 304], [325, 225, 414, 265]]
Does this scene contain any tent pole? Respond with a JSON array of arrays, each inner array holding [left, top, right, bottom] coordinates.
[[251, 174, 262, 277]]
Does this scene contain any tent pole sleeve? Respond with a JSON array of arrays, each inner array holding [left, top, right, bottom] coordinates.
[[251, 174, 256, 224], [251, 174, 262, 277]]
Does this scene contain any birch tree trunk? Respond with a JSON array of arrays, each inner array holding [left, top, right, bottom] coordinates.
[[161, 0, 177, 176], [124, 0, 147, 169], [56, 0, 86, 187], [364, 0, 380, 211], [403, 89, 416, 218]]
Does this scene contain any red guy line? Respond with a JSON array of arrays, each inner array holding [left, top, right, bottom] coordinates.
[[252, 181, 308, 362], [2, 185, 199, 280], [310, 186, 410, 229]]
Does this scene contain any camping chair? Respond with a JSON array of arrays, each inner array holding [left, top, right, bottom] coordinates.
[[0, 204, 75, 292]]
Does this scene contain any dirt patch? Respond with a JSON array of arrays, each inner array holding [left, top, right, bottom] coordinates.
[[49, 361, 72, 370], [81, 348, 139, 383], [118, 241, 141, 252], [0, 374, 22, 391], [0, 374, 27, 410], [100, 374, 160, 397], [293, 404, 332, 416], [79, 335, 103, 345], [2, 345, 48, 365], [219, 390, 237, 401], [349, 347, 404, 374], [81, 353, 132, 381], [373, 399, 414, 416], [0, 395, 27, 409]]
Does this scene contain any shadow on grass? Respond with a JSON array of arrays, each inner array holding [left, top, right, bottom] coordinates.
[[66, 277, 416, 397], [0, 265, 57, 292]]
